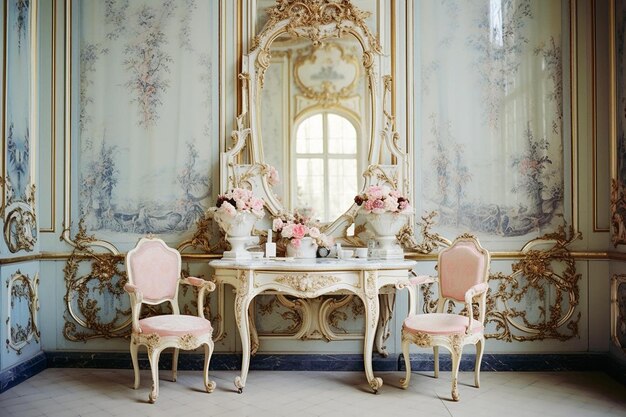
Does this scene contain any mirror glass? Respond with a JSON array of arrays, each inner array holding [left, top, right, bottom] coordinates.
[[260, 34, 370, 223]]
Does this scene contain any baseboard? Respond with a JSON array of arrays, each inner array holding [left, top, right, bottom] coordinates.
[[45, 351, 398, 372], [0, 352, 47, 394], [2, 351, 623, 394], [605, 354, 626, 386], [402, 352, 610, 372]]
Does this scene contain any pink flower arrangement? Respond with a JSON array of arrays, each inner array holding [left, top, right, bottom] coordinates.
[[214, 188, 265, 218], [272, 213, 334, 250], [354, 185, 412, 214]]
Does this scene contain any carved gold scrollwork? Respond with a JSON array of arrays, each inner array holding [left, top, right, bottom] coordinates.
[[144, 333, 161, 354], [6, 271, 40, 354], [364, 271, 377, 299], [611, 274, 626, 350], [177, 213, 228, 254], [485, 225, 582, 342], [402, 330, 432, 347], [234, 271, 250, 329], [275, 274, 340, 292], [3, 185, 37, 253], [398, 211, 450, 254], [252, 0, 382, 54], [293, 43, 361, 107], [62, 220, 131, 341], [178, 334, 199, 350], [611, 179, 626, 246]]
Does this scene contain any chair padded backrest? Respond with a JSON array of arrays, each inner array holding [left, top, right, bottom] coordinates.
[[439, 238, 489, 302], [126, 238, 181, 302]]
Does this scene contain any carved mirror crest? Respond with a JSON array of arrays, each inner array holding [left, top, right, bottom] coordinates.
[[222, 0, 411, 242]]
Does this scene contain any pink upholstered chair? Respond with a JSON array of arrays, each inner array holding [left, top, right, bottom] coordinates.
[[400, 235, 490, 401], [124, 237, 217, 403]]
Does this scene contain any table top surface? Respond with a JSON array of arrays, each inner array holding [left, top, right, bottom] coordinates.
[[209, 257, 417, 271]]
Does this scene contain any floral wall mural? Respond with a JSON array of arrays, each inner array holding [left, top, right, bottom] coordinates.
[[3, 0, 37, 253], [5, 0, 32, 202], [75, 0, 217, 239], [415, 0, 566, 245]]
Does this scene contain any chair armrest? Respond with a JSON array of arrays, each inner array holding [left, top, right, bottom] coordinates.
[[464, 282, 489, 304], [124, 283, 143, 333], [180, 277, 217, 320], [124, 283, 143, 302], [463, 282, 489, 334], [409, 274, 437, 286], [181, 276, 217, 292]]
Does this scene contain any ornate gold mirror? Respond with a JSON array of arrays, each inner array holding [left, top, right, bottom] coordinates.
[[222, 0, 411, 241]]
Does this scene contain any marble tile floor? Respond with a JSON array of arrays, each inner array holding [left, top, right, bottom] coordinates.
[[0, 369, 625, 417]]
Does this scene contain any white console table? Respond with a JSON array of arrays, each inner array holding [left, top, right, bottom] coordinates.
[[209, 257, 417, 393]]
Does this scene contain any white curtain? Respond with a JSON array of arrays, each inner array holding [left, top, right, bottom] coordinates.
[[415, 0, 565, 242]]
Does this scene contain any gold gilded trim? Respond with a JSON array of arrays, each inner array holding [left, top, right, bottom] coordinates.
[[570, 0, 579, 231], [591, 0, 608, 233], [252, 0, 382, 53], [62, 221, 131, 342], [1, 0, 7, 212], [42, 0, 57, 233], [6, 271, 40, 354], [293, 43, 361, 106], [485, 225, 582, 342], [611, 274, 626, 349]]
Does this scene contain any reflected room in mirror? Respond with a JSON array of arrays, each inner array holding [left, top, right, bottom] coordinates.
[[260, 35, 370, 223]]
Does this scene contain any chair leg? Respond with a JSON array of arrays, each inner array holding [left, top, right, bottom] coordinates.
[[203, 342, 216, 393], [148, 348, 162, 403], [399, 336, 411, 389], [474, 337, 484, 388], [450, 348, 461, 402], [130, 338, 140, 389], [433, 346, 439, 378], [172, 348, 179, 382]]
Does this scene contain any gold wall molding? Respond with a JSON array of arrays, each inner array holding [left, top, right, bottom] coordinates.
[[5, 271, 40, 354], [485, 226, 582, 342], [62, 221, 130, 341], [611, 274, 626, 350]]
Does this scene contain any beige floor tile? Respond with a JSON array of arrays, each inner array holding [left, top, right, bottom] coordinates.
[[0, 369, 625, 417]]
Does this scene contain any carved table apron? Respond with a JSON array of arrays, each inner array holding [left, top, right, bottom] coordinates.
[[210, 258, 416, 393]]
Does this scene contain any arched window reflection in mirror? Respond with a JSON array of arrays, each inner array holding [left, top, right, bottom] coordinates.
[[294, 112, 360, 223]]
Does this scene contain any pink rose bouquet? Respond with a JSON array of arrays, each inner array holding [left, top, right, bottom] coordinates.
[[354, 185, 412, 214], [214, 188, 265, 218], [272, 213, 334, 250]]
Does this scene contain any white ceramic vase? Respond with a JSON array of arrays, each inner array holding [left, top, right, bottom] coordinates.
[[286, 237, 318, 259], [215, 210, 258, 258], [365, 212, 408, 252]]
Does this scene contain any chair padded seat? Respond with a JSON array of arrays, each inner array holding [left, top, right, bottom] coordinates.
[[403, 313, 483, 335], [139, 315, 213, 337]]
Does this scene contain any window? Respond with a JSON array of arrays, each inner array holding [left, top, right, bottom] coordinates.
[[294, 112, 359, 223]]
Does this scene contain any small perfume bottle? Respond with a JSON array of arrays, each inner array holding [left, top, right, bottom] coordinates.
[[367, 239, 376, 258], [265, 229, 276, 258]]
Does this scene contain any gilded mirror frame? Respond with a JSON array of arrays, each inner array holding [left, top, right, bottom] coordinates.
[[222, 0, 411, 241]]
